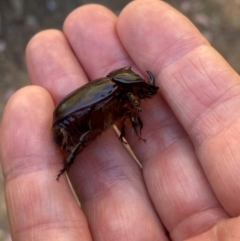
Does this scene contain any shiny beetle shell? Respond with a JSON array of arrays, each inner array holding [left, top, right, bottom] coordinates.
[[53, 66, 159, 179]]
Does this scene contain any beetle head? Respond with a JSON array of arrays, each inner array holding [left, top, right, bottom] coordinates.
[[137, 70, 159, 98], [138, 83, 159, 99], [108, 66, 159, 98], [146, 70, 155, 86]]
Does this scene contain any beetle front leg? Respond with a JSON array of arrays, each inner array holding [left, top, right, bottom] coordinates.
[[127, 92, 141, 113], [129, 113, 146, 142]]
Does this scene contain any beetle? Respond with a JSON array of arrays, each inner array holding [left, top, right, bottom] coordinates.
[[53, 66, 159, 180]]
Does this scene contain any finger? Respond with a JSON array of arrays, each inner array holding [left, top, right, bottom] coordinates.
[[119, 0, 240, 216], [63, 4, 132, 78], [26, 29, 87, 103], [118, 0, 235, 239], [63, 5, 167, 241], [0, 86, 92, 240]]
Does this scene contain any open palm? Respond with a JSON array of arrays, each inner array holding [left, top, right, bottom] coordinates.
[[1, 1, 240, 240]]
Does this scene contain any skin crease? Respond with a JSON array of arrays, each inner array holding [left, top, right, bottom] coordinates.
[[1, 0, 240, 240]]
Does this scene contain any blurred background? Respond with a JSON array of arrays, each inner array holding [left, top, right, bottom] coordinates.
[[0, 0, 240, 240]]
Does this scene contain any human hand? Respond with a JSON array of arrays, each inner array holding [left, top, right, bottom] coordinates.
[[1, 0, 240, 240]]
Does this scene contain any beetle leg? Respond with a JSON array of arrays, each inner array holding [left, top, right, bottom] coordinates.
[[127, 92, 141, 113], [56, 141, 83, 180], [126, 93, 145, 139], [129, 114, 146, 142], [56, 131, 91, 180], [136, 115, 143, 133]]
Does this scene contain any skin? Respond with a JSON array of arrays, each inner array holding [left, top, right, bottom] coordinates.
[[1, 0, 240, 240]]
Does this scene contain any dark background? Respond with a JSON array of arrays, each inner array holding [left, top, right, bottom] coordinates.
[[0, 0, 240, 240]]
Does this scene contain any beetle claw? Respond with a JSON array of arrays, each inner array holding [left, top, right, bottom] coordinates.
[[56, 165, 68, 181]]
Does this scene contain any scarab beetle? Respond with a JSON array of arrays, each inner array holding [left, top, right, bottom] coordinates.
[[53, 66, 159, 179]]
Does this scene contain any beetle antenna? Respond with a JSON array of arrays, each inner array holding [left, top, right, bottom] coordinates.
[[146, 70, 155, 85]]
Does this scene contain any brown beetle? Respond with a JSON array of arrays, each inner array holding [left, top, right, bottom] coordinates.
[[53, 66, 159, 179]]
